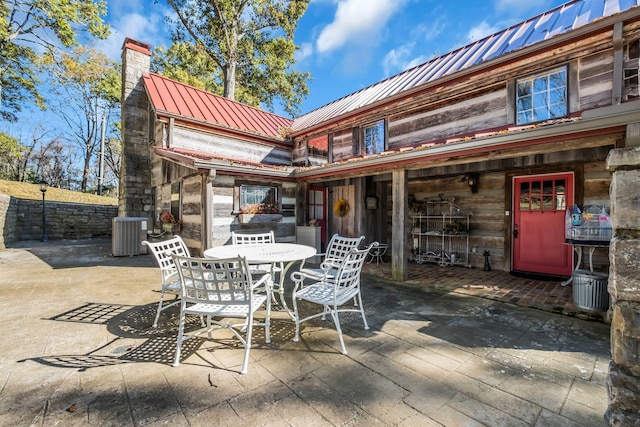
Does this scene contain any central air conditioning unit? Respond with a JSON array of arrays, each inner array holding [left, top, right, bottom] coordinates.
[[112, 217, 149, 256]]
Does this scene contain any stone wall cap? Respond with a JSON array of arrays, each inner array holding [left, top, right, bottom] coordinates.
[[606, 147, 640, 170]]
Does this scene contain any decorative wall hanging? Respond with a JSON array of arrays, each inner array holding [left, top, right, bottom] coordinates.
[[334, 197, 350, 217]]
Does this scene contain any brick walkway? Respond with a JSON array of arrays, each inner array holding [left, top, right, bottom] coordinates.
[[362, 259, 609, 323]]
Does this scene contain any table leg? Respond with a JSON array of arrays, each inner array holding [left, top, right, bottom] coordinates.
[[271, 260, 296, 320], [588, 246, 595, 272], [561, 245, 582, 286]]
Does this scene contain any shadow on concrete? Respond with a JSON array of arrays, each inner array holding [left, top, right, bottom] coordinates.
[[7, 238, 154, 269]]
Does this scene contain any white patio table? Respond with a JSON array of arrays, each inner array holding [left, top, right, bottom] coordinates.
[[204, 243, 316, 319]]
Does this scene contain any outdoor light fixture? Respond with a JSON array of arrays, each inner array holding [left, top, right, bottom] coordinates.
[[39, 180, 48, 242], [462, 174, 479, 194]]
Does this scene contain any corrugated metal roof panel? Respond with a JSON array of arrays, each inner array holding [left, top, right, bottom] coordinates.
[[143, 73, 293, 140], [292, 0, 640, 132]]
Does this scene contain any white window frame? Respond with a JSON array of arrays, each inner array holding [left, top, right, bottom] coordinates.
[[515, 66, 568, 126]]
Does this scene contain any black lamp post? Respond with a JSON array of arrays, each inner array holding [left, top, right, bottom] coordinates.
[[39, 180, 48, 242]]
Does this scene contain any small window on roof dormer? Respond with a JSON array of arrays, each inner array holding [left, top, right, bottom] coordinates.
[[515, 66, 568, 126]]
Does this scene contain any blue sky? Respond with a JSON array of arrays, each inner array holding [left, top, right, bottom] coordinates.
[[98, 0, 569, 116]]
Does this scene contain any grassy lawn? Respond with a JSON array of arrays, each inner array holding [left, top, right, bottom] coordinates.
[[0, 179, 118, 206]]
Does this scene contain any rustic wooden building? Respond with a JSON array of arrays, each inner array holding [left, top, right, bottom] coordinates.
[[120, 0, 640, 279]]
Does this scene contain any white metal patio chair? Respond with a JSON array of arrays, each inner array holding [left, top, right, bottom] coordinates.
[[297, 234, 365, 306], [297, 233, 365, 281], [291, 242, 378, 355], [142, 236, 193, 328], [231, 230, 283, 276], [171, 254, 271, 374]]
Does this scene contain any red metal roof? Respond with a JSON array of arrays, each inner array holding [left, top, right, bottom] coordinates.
[[142, 73, 293, 140]]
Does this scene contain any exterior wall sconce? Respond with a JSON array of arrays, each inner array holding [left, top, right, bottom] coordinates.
[[463, 174, 479, 193]]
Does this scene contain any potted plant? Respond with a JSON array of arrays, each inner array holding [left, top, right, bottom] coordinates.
[[160, 212, 182, 233]]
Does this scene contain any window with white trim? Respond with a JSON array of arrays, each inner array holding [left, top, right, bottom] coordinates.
[[515, 66, 568, 126]]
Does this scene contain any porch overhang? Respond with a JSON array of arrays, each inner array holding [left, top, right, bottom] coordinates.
[[292, 101, 640, 180], [153, 147, 296, 179]]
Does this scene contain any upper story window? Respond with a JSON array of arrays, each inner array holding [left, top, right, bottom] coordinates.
[[362, 119, 386, 155], [515, 66, 567, 126], [623, 39, 639, 101]]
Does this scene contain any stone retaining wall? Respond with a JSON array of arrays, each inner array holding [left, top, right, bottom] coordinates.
[[0, 194, 118, 248]]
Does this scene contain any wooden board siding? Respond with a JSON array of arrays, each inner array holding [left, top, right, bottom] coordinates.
[[407, 172, 507, 269], [180, 175, 203, 255], [172, 125, 292, 166], [331, 129, 353, 162], [292, 139, 307, 166], [292, 25, 630, 167], [330, 185, 355, 237], [388, 89, 507, 149], [210, 175, 235, 248], [579, 50, 615, 110], [581, 160, 612, 271], [209, 175, 297, 247]]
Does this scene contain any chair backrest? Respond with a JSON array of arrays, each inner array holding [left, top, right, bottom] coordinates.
[[172, 255, 253, 306], [325, 234, 365, 261], [332, 242, 378, 293], [232, 230, 275, 245], [143, 236, 191, 282]]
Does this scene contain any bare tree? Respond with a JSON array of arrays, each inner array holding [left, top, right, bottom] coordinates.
[[40, 46, 120, 192], [32, 137, 77, 188]]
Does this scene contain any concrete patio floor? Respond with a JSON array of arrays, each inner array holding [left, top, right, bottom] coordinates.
[[0, 239, 610, 426]]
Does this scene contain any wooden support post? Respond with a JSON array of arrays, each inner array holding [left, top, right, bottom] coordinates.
[[392, 170, 408, 281]]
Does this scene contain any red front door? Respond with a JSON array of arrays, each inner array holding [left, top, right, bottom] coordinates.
[[513, 173, 573, 276], [308, 186, 327, 251]]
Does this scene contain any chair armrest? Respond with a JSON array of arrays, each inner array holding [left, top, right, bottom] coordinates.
[[320, 258, 341, 271], [251, 273, 272, 294], [291, 270, 321, 284]]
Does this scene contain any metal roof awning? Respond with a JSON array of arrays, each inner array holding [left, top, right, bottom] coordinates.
[[153, 147, 296, 179]]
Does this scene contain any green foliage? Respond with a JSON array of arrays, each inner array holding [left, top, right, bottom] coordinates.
[[0, 131, 22, 179], [0, 0, 109, 121], [151, 42, 223, 93], [0, 131, 21, 158], [162, 0, 311, 116]]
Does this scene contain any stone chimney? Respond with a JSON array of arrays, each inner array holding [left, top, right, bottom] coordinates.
[[119, 38, 152, 217]]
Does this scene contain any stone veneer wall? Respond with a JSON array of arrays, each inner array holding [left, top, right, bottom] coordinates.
[[0, 194, 117, 247], [605, 146, 640, 425], [0, 194, 18, 248], [119, 38, 153, 217]]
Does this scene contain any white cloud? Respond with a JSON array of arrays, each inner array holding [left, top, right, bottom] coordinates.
[[295, 42, 314, 62], [414, 19, 446, 43], [466, 21, 500, 43], [316, 0, 405, 53], [382, 43, 427, 77], [97, 2, 173, 60]]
